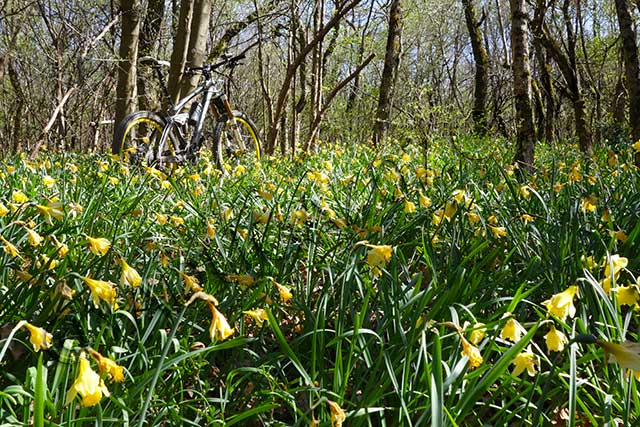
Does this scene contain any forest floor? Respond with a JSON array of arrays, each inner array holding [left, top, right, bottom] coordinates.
[[1, 138, 639, 426]]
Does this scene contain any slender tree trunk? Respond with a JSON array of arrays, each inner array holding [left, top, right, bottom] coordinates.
[[372, 0, 402, 147], [461, 0, 489, 135], [113, 0, 141, 138], [509, 0, 535, 173], [137, 0, 165, 111], [614, 0, 640, 159], [532, 0, 592, 154], [168, 0, 194, 103], [180, 0, 212, 96]]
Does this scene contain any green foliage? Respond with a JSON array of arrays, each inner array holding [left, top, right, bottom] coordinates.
[[0, 139, 639, 425]]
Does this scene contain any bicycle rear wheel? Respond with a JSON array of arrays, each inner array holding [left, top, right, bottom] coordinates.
[[112, 111, 168, 165], [213, 111, 261, 169]]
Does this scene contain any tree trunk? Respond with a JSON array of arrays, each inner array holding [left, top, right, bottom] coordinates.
[[181, 0, 212, 96], [534, 41, 555, 143], [532, 0, 592, 154], [509, 0, 535, 173], [113, 0, 141, 138], [461, 0, 489, 135], [614, 0, 640, 156], [168, 0, 194, 104], [137, 0, 165, 111], [372, 0, 402, 147]]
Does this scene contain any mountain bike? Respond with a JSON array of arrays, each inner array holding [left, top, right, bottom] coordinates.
[[112, 53, 260, 169]]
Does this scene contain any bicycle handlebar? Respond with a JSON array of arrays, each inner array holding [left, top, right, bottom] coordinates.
[[185, 53, 247, 76]]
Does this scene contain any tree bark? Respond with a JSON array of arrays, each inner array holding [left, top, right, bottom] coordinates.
[[137, 0, 165, 111], [532, 0, 592, 154], [168, 0, 194, 103], [614, 0, 640, 154], [461, 0, 489, 135], [509, 0, 535, 173], [181, 0, 212, 96], [372, 0, 402, 147], [113, 0, 141, 139]]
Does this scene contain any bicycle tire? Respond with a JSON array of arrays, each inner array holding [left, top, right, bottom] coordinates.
[[212, 110, 261, 169], [112, 111, 168, 165]]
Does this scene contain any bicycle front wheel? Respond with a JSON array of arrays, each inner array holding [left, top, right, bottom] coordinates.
[[213, 111, 261, 169], [112, 111, 167, 165]]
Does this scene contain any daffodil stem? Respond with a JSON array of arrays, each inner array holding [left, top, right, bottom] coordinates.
[[135, 306, 186, 427], [0, 320, 26, 364]]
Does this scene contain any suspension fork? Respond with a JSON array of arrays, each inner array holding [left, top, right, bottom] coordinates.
[[219, 93, 246, 151]]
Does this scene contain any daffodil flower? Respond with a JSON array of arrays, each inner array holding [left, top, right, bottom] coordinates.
[[0, 203, 9, 217], [326, 400, 347, 427], [36, 202, 64, 223], [243, 308, 269, 325], [208, 302, 234, 341], [543, 285, 578, 321], [363, 244, 393, 275], [82, 277, 117, 308], [24, 227, 43, 247], [24, 323, 53, 352], [545, 325, 568, 353], [604, 254, 628, 280], [501, 316, 526, 342], [88, 349, 125, 383], [404, 199, 416, 214], [511, 350, 538, 377], [179, 271, 203, 293], [120, 258, 142, 288], [489, 225, 507, 239], [597, 340, 640, 373], [0, 236, 20, 258], [66, 354, 110, 407], [86, 236, 111, 257], [615, 285, 639, 308], [468, 323, 486, 345], [458, 332, 483, 369]]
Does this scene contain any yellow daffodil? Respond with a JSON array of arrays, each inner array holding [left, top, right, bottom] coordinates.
[[82, 277, 117, 308], [66, 354, 110, 407], [42, 175, 56, 188], [88, 349, 124, 383], [208, 302, 234, 341], [243, 308, 269, 325], [468, 323, 486, 345], [12, 190, 28, 204], [632, 140, 640, 152], [268, 277, 292, 303], [545, 325, 568, 353], [597, 340, 640, 373], [419, 192, 431, 208], [24, 323, 53, 352], [581, 195, 597, 213], [489, 225, 507, 239], [604, 254, 628, 279], [511, 350, 538, 377], [326, 400, 347, 427], [36, 202, 64, 223], [519, 185, 531, 199], [0, 203, 9, 217], [86, 236, 111, 257], [222, 206, 234, 221], [543, 286, 578, 321], [521, 213, 534, 223], [404, 199, 416, 214], [458, 332, 483, 369], [155, 212, 168, 224], [169, 215, 184, 225], [0, 236, 20, 258], [120, 259, 142, 288], [207, 220, 216, 239], [444, 201, 457, 220], [179, 271, 203, 293], [501, 316, 526, 342], [615, 285, 639, 307], [25, 227, 43, 247], [364, 244, 393, 275], [51, 235, 69, 257], [290, 209, 308, 226]]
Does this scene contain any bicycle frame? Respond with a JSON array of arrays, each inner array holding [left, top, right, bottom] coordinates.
[[140, 55, 250, 166]]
